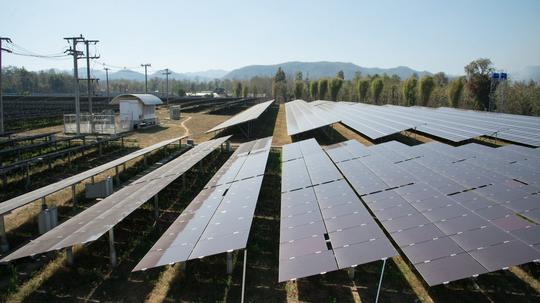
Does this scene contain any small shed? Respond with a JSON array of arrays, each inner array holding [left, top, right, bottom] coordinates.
[[110, 94, 163, 128]]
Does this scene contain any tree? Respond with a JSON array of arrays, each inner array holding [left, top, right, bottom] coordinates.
[[294, 71, 304, 99], [371, 78, 384, 104], [233, 82, 243, 98], [252, 85, 258, 98], [447, 77, 464, 108], [272, 67, 287, 103], [464, 58, 494, 110], [309, 81, 318, 100], [242, 84, 249, 98], [433, 72, 448, 86], [337, 70, 345, 80], [403, 76, 418, 106], [357, 79, 369, 102], [328, 78, 343, 101], [318, 79, 328, 100], [419, 76, 435, 106]]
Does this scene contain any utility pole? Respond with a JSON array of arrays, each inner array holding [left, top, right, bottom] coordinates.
[[141, 63, 151, 93], [0, 37, 13, 135], [64, 35, 85, 135], [84, 39, 99, 114], [104, 67, 110, 102], [162, 68, 171, 105]]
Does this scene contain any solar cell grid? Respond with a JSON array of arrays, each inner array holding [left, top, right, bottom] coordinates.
[[279, 139, 396, 282]]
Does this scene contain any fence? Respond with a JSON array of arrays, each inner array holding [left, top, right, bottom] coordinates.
[[64, 114, 131, 135]]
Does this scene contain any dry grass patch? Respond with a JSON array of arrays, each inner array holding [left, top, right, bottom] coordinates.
[[272, 104, 292, 146]]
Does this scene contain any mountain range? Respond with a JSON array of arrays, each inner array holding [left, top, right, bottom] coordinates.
[[223, 61, 433, 80], [65, 61, 539, 82]]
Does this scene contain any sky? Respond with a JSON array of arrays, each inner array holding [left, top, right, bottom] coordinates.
[[1, 0, 539, 75]]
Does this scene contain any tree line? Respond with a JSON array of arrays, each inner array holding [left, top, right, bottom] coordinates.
[[1, 58, 539, 116]]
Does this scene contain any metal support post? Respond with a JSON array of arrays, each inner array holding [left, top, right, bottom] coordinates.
[[227, 251, 233, 274], [91, 176, 95, 184], [241, 249, 247, 303], [375, 258, 387, 303], [0, 215, 9, 252], [180, 261, 186, 272], [66, 246, 74, 265], [41, 197, 47, 210], [143, 155, 147, 167], [115, 166, 120, 185], [347, 267, 355, 279], [71, 184, 77, 204], [109, 228, 117, 267], [154, 194, 159, 220]]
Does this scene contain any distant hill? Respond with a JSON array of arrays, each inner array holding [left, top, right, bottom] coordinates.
[[151, 69, 228, 81], [223, 61, 432, 80], [73, 68, 228, 81]]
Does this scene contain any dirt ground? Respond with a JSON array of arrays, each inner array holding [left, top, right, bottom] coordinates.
[[1, 103, 540, 303]]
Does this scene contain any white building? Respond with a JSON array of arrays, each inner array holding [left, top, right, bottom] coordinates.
[[110, 94, 163, 129]]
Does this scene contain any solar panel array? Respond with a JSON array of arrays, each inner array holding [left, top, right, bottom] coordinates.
[[0, 136, 186, 216], [324, 140, 540, 285], [313, 101, 540, 146], [285, 100, 340, 136], [279, 139, 396, 282], [206, 100, 274, 133], [1, 136, 231, 262], [133, 137, 272, 271]]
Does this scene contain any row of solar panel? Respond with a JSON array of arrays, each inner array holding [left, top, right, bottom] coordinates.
[[2, 136, 233, 262], [206, 100, 274, 133], [134, 137, 272, 271], [286, 100, 540, 146], [323, 139, 539, 285]]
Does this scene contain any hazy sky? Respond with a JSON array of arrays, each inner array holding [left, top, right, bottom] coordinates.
[[1, 0, 539, 75]]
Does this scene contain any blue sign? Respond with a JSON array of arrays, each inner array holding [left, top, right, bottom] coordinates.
[[501, 73, 507, 79], [492, 73, 500, 79]]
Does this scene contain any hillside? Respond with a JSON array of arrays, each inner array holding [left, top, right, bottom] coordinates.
[[223, 61, 432, 80]]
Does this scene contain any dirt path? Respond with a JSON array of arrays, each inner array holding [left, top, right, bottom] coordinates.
[[180, 116, 192, 136], [272, 104, 292, 146]]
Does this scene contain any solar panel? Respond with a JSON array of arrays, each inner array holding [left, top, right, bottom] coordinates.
[[206, 100, 274, 133], [1, 136, 230, 263], [279, 138, 396, 282], [315, 101, 540, 146], [285, 100, 340, 136], [0, 136, 186, 216], [132, 137, 272, 271], [325, 139, 540, 286]]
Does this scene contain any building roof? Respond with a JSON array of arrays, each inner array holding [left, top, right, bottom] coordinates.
[[110, 94, 163, 105]]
